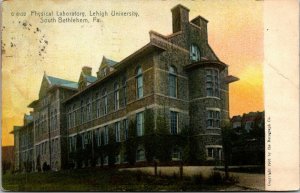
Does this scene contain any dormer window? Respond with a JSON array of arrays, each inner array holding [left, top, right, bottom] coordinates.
[[102, 67, 108, 76], [190, 44, 200, 62]]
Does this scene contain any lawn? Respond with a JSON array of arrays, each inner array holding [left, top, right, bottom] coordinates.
[[2, 168, 238, 191]]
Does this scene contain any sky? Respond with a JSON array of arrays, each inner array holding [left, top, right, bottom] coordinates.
[[2, 0, 264, 146]]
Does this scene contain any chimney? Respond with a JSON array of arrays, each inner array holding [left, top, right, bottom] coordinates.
[[171, 4, 190, 33], [82, 66, 92, 76], [191, 16, 209, 43]]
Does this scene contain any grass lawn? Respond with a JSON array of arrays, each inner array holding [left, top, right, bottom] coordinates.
[[2, 168, 238, 191]]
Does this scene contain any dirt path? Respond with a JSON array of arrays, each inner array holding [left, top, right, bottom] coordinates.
[[120, 166, 265, 191], [228, 172, 265, 190]]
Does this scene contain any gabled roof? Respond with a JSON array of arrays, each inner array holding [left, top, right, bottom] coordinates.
[[101, 56, 118, 67], [83, 74, 97, 83], [47, 75, 78, 89]]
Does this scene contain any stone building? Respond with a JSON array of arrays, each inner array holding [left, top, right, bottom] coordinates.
[[10, 114, 34, 172], [12, 4, 238, 171], [230, 111, 265, 165]]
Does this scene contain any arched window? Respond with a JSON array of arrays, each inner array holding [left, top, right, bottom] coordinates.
[[190, 44, 201, 61], [168, 66, 177, 97], [136, 66, 143, 99], [114, 82, 119, 110]]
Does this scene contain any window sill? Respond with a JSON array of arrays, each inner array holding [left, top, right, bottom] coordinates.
[[206, 127, 221, 130], [205, 96, 221, 100]]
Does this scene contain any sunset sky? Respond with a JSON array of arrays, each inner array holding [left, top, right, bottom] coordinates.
[[2, 0, 264, 146]]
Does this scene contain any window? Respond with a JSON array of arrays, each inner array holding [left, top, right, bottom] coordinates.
[[72, 136, 77, 152], [96, 92, 101, 118], [96, 128, 101, 146], [170, 111, 178, 134], [206, 146, 222, 160], [50, 111, 53, 131], [206, 110, 220, 128], [190, 44, 201, 61], [207, 148, 214, 158], [104, 126, 109, 145], [123, 153, 128, 163], [136, 148, 145, 161], [115, 122, 121, 142], [69, 137, 72, 152], [86, 98, 91, 121], [123, 119, 128, 140], [115, 154, 120, 164], [114, 82, 119, 110], [80, 100, 84, 123], [136, 66, 143, 99], [169, 66, 177, 97], [103, 156, 108, 165], [136, 112, 144, 136], [54, 109, 58, 129], [172, 148, 182, 161], [122, 77, 127, 106], [245, 121, 252, 132], [102, 89, 108, 115], [102, 67, 108, 76], [96, 157, 101, 166], [206, 69, 220, 97]]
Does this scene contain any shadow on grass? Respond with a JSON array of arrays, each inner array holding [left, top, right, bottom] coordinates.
[[2, 168, 239, 191]]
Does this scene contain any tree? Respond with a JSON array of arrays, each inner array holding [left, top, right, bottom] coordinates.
[[181, 125, 205, 164], [221, 120, 233, 180], [156, 114, 171, 162], [144, 109, 156, 162], [125, 120, 137, 165]]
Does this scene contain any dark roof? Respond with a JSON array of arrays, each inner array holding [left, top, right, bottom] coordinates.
[[47, 75, 78, 89], [24, 114, 33, 122], [64, 42, 165, 103], [103, 56, 118, 67], [84, 74, 97, 83], [231, 115, 242, 122]]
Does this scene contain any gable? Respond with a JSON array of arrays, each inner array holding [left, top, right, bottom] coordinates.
[[38, 75, 51, 99]]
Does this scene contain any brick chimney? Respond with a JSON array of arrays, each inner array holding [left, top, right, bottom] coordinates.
[[171, 4, 190, 33], [82, 66, 92, 76], [191, 15, 209, 43]]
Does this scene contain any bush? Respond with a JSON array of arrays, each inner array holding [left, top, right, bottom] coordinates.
[[191, 173, 204, 185], [207, 171, 223, 184]]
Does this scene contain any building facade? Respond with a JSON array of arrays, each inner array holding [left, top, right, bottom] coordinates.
[[12, 4, 238, 171]]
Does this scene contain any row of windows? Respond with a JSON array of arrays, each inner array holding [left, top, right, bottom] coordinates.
[[69, 120, 128, 153], [75, 147, 182, 167], [206, 110, 221, 128], [206, 69, 220, 97], [67, 66, 221, 130], [34, 109, 58, 138], [67, 84, 126, 129], [68, 110, 180, 152], [20, 132, 33, 149], [35, 138, 59, 156]]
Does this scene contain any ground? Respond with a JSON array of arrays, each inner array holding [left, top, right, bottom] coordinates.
[[1, 167, 264, 191]]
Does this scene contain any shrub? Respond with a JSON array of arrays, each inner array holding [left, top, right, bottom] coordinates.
[[191, 173, 204, 185], [207, 171, 223, 184]]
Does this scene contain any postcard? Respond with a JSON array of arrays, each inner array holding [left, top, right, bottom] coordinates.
[[1, 0, 299, 191]]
